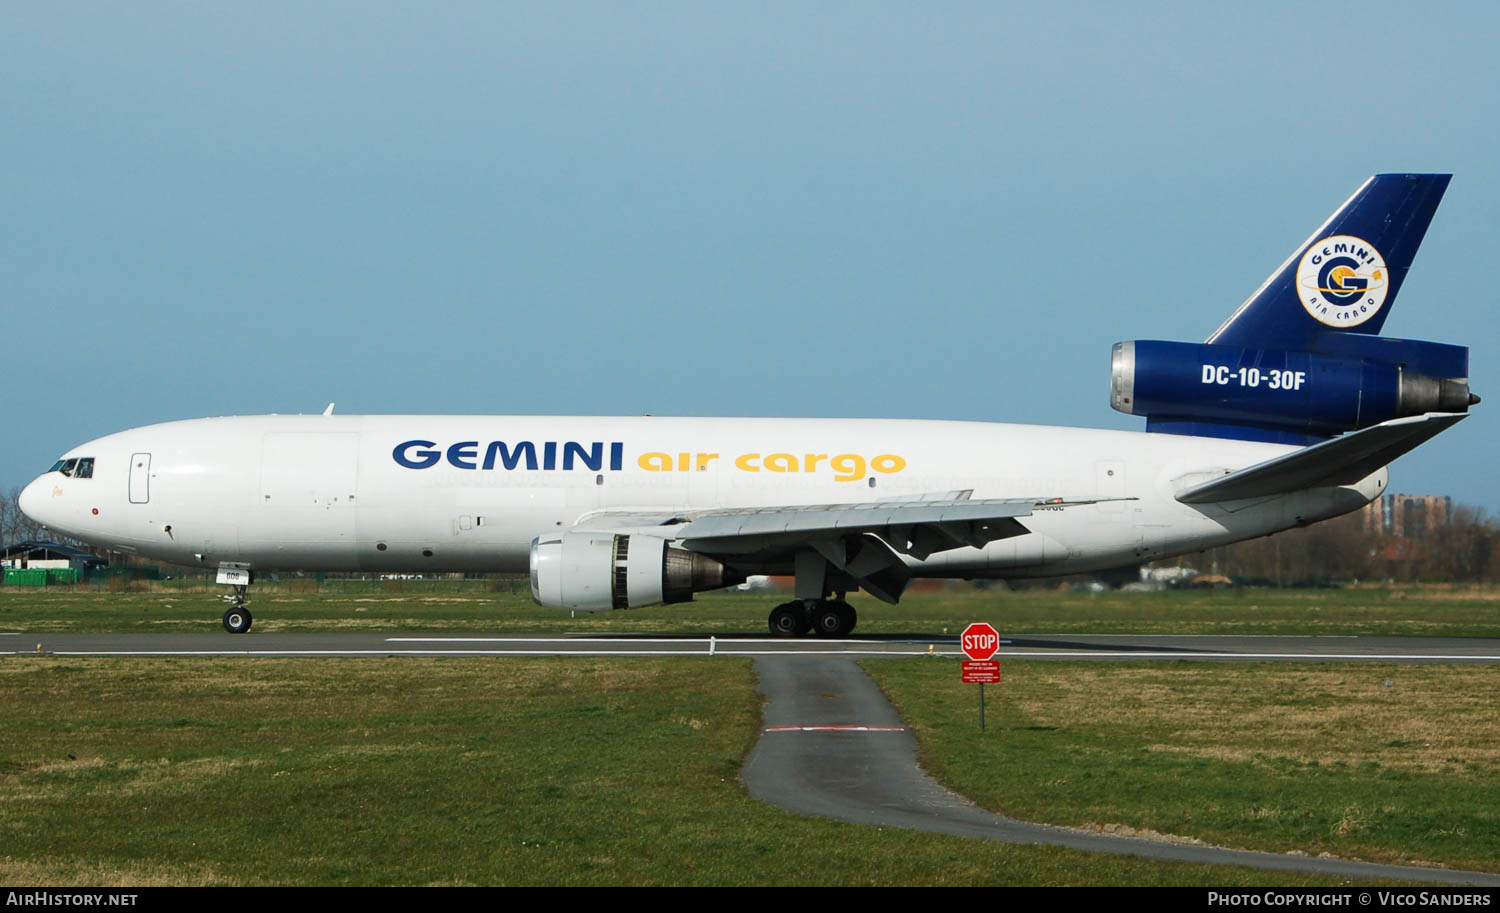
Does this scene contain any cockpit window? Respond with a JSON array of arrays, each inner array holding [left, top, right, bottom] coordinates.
[[50, 457, 96, 478]]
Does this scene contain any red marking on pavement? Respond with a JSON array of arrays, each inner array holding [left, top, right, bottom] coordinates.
[[764, 725, 907, 732]]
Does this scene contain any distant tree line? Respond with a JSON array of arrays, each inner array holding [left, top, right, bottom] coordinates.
[[1185, 503, 1500, 584], [0, 486, 48, 546]]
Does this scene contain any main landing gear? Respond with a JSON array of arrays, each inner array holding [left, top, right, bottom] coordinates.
[[220, 585, 253, 634], [768, 598, 857, 638]]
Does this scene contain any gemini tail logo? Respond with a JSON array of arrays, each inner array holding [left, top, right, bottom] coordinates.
[[1296, 235, 1389, 328]]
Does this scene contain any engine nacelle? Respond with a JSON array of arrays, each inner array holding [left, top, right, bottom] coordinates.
[[529, 532, 745, 611], [1111, 340, 1475, 435]]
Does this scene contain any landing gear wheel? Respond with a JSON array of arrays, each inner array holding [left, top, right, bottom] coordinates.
[[810, 600, 856, 637], [768, 602, 812, 637], [222, 607, 253, 634]]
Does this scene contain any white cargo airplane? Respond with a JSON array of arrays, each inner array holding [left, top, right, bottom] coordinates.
[[20, 174, 1476, 636]]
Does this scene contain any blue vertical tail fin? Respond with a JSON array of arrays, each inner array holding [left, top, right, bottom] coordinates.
[[1114, 172, 1475, 446], [1207, 173, 1450, 350]]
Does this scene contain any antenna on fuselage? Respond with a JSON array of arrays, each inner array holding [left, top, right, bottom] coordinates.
[[323, 403, 335, 416]]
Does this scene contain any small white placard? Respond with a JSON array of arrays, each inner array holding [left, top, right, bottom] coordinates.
[[216, 567, 251, 586]]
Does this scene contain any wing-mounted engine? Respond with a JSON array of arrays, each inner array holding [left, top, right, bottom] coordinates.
[[1111, 339, 1476, 440], [529, 532, 745, 611]]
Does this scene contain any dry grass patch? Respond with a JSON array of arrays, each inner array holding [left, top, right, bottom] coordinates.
[[0, 856, 231, 886], [1015, 665, 1500, 773], [866, 658, 1500, 871]]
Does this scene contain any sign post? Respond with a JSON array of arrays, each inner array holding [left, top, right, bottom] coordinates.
[[960, 623, 1002, 732]]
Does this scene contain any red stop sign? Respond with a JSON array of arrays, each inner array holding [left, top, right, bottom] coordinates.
[[961, 622, 1000, 661]]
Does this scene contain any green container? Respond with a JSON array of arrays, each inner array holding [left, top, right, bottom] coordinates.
[[2, 569, 49, 587], [45, 568, 79, 585]]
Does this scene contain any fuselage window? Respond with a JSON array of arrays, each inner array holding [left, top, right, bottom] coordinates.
[[74, 458, 94, 479], [57, 458, 78, 477]]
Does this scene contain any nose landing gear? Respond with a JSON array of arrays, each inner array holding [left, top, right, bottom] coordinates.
[[219, 584, 252, 634]]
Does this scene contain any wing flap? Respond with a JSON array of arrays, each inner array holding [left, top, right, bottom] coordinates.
[[574, 496, 1111, 560], [677, 498, 1038, 541], [1176, 412, 1467, 504]]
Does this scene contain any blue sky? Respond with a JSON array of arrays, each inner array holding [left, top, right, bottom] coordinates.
[[4, 3, 1497, 507]]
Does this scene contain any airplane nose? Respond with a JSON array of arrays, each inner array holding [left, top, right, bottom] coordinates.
[[18, 476, 49, 526]]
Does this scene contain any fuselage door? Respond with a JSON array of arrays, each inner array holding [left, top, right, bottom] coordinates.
[[129, 453, 151, 504]]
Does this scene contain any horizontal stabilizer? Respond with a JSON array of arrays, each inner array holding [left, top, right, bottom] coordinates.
[[1176, 412, 1467, 504]]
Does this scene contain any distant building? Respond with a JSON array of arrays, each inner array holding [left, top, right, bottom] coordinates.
[[1363, 494, 1452, 539], [0, 541, 108, 571]]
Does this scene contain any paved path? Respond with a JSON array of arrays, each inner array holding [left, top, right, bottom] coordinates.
[[739, 656, 1500, 885]]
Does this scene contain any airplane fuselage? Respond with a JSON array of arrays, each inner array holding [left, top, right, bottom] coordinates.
[[19, 414, 1383, 582]]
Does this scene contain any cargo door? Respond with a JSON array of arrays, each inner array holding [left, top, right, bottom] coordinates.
[[251, 433, 360, 553]]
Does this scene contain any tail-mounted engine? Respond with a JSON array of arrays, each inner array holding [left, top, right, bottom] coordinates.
[[1111, 339, 1476, 437], [529, 532, 745, 611]]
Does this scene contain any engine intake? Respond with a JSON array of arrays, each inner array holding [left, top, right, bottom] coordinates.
[[529, 532, 745, 611]]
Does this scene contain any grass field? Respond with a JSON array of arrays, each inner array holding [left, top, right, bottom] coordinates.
[[3, 578, 1500, 637], [2, 583, 1496, 886], [0, 656, 1367, 887], [863, 659, 1500, 874]]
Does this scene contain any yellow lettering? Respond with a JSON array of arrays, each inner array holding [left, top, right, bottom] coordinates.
[[763, 452, 798, 473], [638, 452, 673, 472], [831, 453, 865, 482], [715, 450, 896, 479], [677, 452, 691, 472]]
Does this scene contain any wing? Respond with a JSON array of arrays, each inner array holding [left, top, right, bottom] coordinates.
[[571, 492, 1115, 604], [1176, 412, 1467, 504]]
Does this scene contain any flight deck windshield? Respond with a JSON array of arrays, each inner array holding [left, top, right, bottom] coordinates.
[[48, 457, 92, 478]]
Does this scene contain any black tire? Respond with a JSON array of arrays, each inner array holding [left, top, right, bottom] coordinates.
[[811, 600, 855, 637], [222, 607, 253, 634], [768, 602, 810, 637]]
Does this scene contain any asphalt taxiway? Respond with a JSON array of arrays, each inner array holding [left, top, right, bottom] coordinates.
[[5, 631, 1500, 662]]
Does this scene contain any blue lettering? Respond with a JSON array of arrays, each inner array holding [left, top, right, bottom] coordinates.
[[563, 441, 603, 471], [447, 441, 479, 469], [397, 439, 625, 472], [483, 441, 538, 470], [393, 440, 441, 469]]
